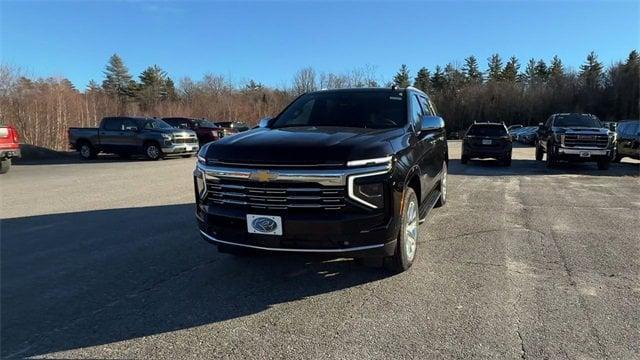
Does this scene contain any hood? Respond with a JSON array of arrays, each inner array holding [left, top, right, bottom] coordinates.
[[203, 126, 400, 166], [552, 127, 611, 135]]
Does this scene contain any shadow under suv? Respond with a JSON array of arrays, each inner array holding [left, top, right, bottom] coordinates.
[[194, 87, 448, 272]]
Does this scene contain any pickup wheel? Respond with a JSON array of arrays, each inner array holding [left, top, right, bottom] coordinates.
[[78, 141, 96, 160], [0, 158, 11, 174], [535, 142, 544, 161], [144, 142, 162, 161], [384, 187, 419, 273], [546, 142, 557, 168]]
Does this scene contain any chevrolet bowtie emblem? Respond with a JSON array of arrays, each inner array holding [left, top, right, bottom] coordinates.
[[250, 170, 278, 182]]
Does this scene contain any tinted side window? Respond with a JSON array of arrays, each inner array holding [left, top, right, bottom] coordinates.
[[418, 96, 434, 116], [123, 119, 138, 131], [103, 118, 122, 131], [409, 94, 423, 129]]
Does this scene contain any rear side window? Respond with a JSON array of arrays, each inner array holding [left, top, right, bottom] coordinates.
[[467, 124, 507, 137], [409, 94, 424, 129], [103, 118, 122, 131]]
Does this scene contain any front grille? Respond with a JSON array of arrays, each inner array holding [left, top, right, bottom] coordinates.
[[205, 180, 346, 210], [174, 137, 197, 144], [563, 134, 608, 148]]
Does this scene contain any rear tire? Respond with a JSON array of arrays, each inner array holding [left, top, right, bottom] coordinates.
[[0, 158, 11, 174], [384, 187, 418, 273], [535, 143, 544, 161], [597, 158, 611, 170], [144, 142, 162, 161]]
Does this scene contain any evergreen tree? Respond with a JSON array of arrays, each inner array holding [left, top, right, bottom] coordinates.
[[393, 64, 411, 87], [580, 51, 604, 89], [137, 65, 168, 109], [102, 54, 134, 100], [549, 55, 564, 80], [86, 79, 101, 94], [444, 63, 465, 91], [165, 77, 178, 101], [413, 67, 431, 92], [430, 66, 446, 92], [463, 56, 483, 84], [534, 59, 549, 82], [501, 56, 520, 82], [487, 54, 503, 82], [523, 58, 537, 84]]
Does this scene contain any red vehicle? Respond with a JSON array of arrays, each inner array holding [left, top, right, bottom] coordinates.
[[162, 117, 227, 144], [0, 125, 21, 174]]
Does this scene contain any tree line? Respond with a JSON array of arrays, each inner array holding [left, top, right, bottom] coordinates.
[[0, 50, 637, 150]]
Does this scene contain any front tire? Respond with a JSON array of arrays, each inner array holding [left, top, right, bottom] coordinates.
[[546, 142, 557, 168], [535, 143, 544, 161], [0, 158, 11, 174], [384, 187, 419, 273], [144, 142, 162, 161], [435, 161, 447, 208]]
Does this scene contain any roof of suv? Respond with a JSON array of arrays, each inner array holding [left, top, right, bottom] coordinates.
[[306, 87, 425, 96]]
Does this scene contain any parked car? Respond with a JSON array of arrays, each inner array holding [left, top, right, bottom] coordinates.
[[163, 117, 225, 144], [613, 120, 639, 162], [0, 124, 21, 174], [215, 121, 250, 134], [535, 113, 615, 169], [69, 117, 199, 160], [194, 87, 448, 272], [516, 126, 538, 144], [461, 122, 512, 166]]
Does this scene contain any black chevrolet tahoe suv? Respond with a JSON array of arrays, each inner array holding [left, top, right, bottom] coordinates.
[[461, 122, 512, 166], [535, 113, 615, 169], [194, 87, 448, 272], [69, 117, 199, 160]]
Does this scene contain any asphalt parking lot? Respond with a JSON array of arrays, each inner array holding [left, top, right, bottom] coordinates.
[[1, 141, 639, 359]]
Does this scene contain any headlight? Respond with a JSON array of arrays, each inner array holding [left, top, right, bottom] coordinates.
[[348, 171, 389, 209], [162, 133, 173, 141], [347, 156, 393, 168]]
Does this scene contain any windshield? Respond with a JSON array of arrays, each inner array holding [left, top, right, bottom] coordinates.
[[143, 119, 173, 129], [553, 114, 602, 128], [193, 119, 217, 128], [272, 91, 407, 129], [466, 124, 507, 137]]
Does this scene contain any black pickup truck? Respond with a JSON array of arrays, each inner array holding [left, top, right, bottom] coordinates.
[[69, 117, 199, 160], [193, 87, 448, 272], [535, 113, 615, 169]]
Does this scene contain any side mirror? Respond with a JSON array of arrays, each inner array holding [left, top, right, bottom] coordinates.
[[258, 117, 272, 128], [420, 115, 445, 132]]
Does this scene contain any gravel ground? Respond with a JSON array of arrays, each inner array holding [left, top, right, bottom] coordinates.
[[1, 141, 639, 359]]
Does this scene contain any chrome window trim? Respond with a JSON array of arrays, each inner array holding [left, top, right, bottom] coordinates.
[[200, 230, 385, 253]]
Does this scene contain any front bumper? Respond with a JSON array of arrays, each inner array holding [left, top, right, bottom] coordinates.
[[161, 143, 199, 154], [196, 203, 399, 257], [552, 146, 612, 162], [558, 147, 610, 156], [0, 148, 21, 159]]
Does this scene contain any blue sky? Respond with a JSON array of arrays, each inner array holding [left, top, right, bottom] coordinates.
[[1, 1, 638, 90]]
